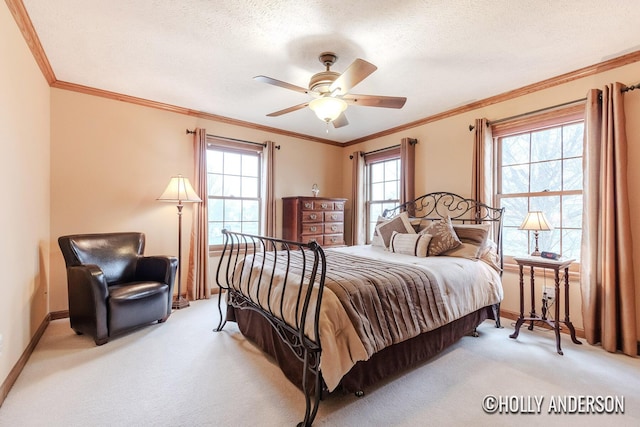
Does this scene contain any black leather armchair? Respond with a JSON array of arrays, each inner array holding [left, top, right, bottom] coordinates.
[[58, 232, 178, 345]]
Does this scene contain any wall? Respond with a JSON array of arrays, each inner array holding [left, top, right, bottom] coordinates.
[[0, 3, 51, 387], [342, 60, 640, 337], [49, 90, 344, 312]]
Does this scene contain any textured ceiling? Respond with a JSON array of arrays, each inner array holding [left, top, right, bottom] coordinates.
[[21, 0, 640, 143]]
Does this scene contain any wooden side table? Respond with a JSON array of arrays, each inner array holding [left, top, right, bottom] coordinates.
[[509, 255, 582, 355]]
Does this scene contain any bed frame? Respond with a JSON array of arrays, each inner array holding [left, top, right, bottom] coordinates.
[[215, 192, 504, 426]]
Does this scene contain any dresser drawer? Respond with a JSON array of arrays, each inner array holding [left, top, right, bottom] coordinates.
[[316, 200, 335, 210], [303, 235, 323, 245], [302, 224, 323, 234], [323, 234, 344, 247], [301, 211, 322, 222], [324, 223, 344, 234], [324, 211, 343, 222]]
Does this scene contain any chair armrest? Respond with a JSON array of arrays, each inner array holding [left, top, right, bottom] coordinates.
[[66, 264, 110, 340], [67, 264, 109, 301], [136, 256, 178, 286]]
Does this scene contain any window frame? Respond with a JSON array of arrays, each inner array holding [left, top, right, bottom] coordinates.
[[206, 138, 263, 251], [492, 104, 584, 269], [364, 147, 401, 243]]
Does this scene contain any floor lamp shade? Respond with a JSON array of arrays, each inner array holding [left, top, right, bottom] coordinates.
[[158, 175, 202, 309]]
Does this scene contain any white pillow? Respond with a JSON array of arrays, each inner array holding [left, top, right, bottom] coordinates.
[[389, 231, 432, 257]]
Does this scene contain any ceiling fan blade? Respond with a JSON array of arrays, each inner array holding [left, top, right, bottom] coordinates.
[[343, 94, 407, 109], [254, 75, 310, 94], [329, 59, 377, 95], [332, 112, 349, 128], [266, 102, 309, 117]]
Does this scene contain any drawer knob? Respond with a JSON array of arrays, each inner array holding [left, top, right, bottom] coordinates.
[[310, 226, 317, 232], [331, 225, 338, 231], [321, 203, 328, 208], [310, 214, 317, 220], [304, 202, 312, 208], [331, 214, 338, 220]]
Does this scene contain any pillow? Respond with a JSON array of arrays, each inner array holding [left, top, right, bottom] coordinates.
[[420, 216, 462, 256], [479, 240, 502, 272], [453, 224, 491, 247], [371, 216, 387, 247], [389, 231, 432, 257], [444, 224, 491, 259], [375, 212, 415, 248]]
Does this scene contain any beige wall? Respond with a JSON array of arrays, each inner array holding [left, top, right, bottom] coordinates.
[[49, 90, 344, 312], [342, 60, 640, 336], [0, 3, 51, 385]]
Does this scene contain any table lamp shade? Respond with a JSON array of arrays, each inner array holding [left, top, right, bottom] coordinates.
[[519, 211, 553, 231]]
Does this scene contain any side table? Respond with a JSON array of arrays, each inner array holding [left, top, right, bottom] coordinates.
[[509, 255, 582, 355]]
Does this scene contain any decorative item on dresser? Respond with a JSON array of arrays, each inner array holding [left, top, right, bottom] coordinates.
[[282, 196, 347, 247]]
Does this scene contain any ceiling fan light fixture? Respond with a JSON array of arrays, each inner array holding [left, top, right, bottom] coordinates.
[[309, 97, 347, 123]]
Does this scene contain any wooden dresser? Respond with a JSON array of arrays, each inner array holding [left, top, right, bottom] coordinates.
[[282, 196, 347, 247]]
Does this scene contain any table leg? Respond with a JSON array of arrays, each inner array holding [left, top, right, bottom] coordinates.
[[554, 268, 563, 355], [528, 266, 536, 331], [563, 267, 582, 345], [510, 265, 525, 339]]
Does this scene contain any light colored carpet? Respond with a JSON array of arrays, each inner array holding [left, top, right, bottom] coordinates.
[[0, 296, 639, 427]]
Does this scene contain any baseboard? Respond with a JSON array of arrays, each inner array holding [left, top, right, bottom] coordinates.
[[50, 310, 69, 320], [499, 308, 586, 339], [0, 313, 51, 408]]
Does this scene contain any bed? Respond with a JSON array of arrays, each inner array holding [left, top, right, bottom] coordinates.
[[214, 192, 504, 426]]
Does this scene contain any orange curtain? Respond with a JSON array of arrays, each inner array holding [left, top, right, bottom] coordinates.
[[400, 138, 416, 207], [581, 83, 637, 356], [350, 151, 365, 245], [186, 128, 210, 300], [262, 141, 277, 237], [471, 118, 493, 206]]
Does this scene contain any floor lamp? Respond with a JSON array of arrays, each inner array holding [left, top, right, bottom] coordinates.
[[158, 174, 202, 309]]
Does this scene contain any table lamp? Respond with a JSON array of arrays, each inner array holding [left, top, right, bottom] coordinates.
[[519, 211, 553, 256]]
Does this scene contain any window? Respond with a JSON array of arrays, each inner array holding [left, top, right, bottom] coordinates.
[[207, 144, 261, 247], [365, 150, 400, 242], [495, 109, 584, 261]]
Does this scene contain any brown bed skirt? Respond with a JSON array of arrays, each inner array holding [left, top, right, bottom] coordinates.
[[227, 304, 496, 394]]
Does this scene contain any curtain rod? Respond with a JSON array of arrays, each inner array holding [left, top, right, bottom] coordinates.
[[185, 129, 280, 149], [349, 138, 418, 159], [468, 98, 586, 131], [468, 79, 640, 131]]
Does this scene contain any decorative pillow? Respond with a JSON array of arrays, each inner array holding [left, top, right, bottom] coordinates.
[[375, 212, 415, 248], [445, 224, 491, 259], [389, 231, 432, 257], [420, 216, 462, 256], [371, 216, 387, 247]]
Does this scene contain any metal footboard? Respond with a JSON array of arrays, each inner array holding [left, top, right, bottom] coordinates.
[[215, 229, 326, 427]]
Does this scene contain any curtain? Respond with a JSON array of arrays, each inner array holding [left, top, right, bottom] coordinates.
[[400, 138, 416, 207], [471, 118, 493, 206], [581, 83, 637, 356], [262, 140, 276, 237], [350, 151, 365, 245], [186, 128, 210, 300]]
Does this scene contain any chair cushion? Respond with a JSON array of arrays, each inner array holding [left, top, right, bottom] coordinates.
[[108, 282, 170, 334]]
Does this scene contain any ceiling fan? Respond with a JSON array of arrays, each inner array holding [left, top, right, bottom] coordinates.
[[254, 52, 407, 128]]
